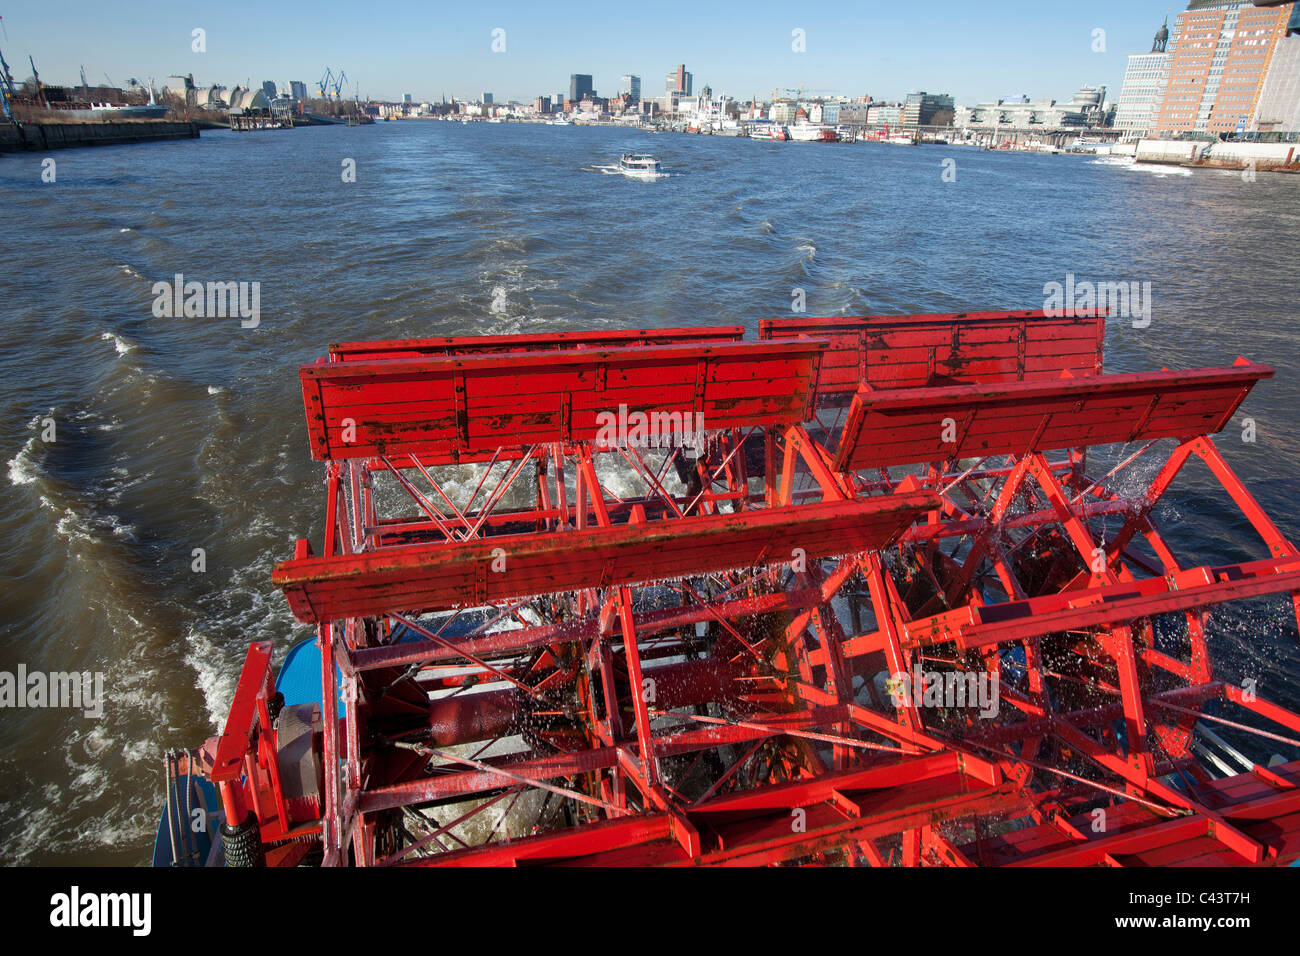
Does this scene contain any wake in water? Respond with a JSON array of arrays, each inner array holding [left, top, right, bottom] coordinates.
[[1090, 156, 1194, 178]]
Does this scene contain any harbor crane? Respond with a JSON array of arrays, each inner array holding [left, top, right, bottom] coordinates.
[[27, 54, 46, 106], [0, 45, 16, 120], [318, 68, 348, 102]]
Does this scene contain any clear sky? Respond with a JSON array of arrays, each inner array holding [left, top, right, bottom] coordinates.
[[1, 1, 1178, 105]]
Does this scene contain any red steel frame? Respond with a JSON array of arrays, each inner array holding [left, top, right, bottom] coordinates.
[[193, 315, 1300, 867]]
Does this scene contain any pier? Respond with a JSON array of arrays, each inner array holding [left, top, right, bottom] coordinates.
[[0, 120, 199, 153]]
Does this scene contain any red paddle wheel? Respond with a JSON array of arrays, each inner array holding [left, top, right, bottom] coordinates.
[[181, 312, 1300, 866]]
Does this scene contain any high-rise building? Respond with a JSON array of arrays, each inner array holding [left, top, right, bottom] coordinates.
[[569, 74, 593, 102], [1115, 19, 1173, 140], [289, 80, 307, 101], [262, 80, 278, 99], [621, 75, 641, 102], [483, 93, 493, 105], [770, 101, 798, 123], [1155, 1, 1293, 138], [900, 92, 954, 126], [1252, 6, 1300, 133], [403, 93, 413, 104], [665, 65, 692, 96]]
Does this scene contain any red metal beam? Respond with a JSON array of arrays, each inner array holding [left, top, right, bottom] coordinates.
[[400, 751, 1017, 866], [759, 309, 1105, 395], [272, 493, 937, 624], [300, 338, 827, 463], [211, 641, 273, 783], [329, 326, 747, 361], [834, 362, 1273, 471], [903, 555, 1300, 650]]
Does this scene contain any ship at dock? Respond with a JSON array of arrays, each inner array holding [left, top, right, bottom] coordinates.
[[786, 122, 838, 143], [748, 122, 789, 141]]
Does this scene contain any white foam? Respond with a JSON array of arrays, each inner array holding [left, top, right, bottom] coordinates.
[[1091, 156, 1194, 177], [1131, 163, 1193, 178], [7, 434, 40, 486], [101, 331, 134, 355]]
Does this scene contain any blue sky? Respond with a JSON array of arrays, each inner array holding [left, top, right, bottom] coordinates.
[[2, 1, 1177, 104]]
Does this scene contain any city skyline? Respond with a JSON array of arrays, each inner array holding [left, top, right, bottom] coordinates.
[[3, 1, 1188, 106]]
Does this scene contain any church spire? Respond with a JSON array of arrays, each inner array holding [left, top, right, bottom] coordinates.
[[1153, 14, 1170, 54]]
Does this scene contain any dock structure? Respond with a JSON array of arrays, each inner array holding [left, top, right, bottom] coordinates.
[[172, 310, 1300, 867], [0, 120, 199, 153]]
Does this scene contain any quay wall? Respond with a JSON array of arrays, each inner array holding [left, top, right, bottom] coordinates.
[[0, 121, 199, 153], [1202, 142, 1297, 170], [1134, 138, 1298, 170], [1135, 140, 1212, 165]]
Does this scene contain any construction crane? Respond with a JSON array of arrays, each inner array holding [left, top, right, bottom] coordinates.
[[776, 85, 837, 101], [27, 55, 46, 106], [330, 69, 346, 100], [318, 68, 333, 100], [0, 44, 16, 121]]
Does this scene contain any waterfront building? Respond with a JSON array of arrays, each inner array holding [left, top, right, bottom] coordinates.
[[807, 102, 840, 124], [1154, 1, 1293, 138], [262, 80, 277, 99], [1068, 85, 1113, 126], [289, 80, 307, 101], [900, 91, 954, 126], [1114, 18, 1172, 141], [837, 103, 871, 125], [954, 84, 1109, 135], [1251, 6, 1300, 134], [620, 75, 641, 102], [569, 74, 593, 102], [770, 101, 798, 123], [532, 95, 552, 114], [228, 87, 272, 114], [164, 74, 195, 103], [193, 85, 228, 109], [955, 96, 1085, 131], [866, 103, 901, 126]]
